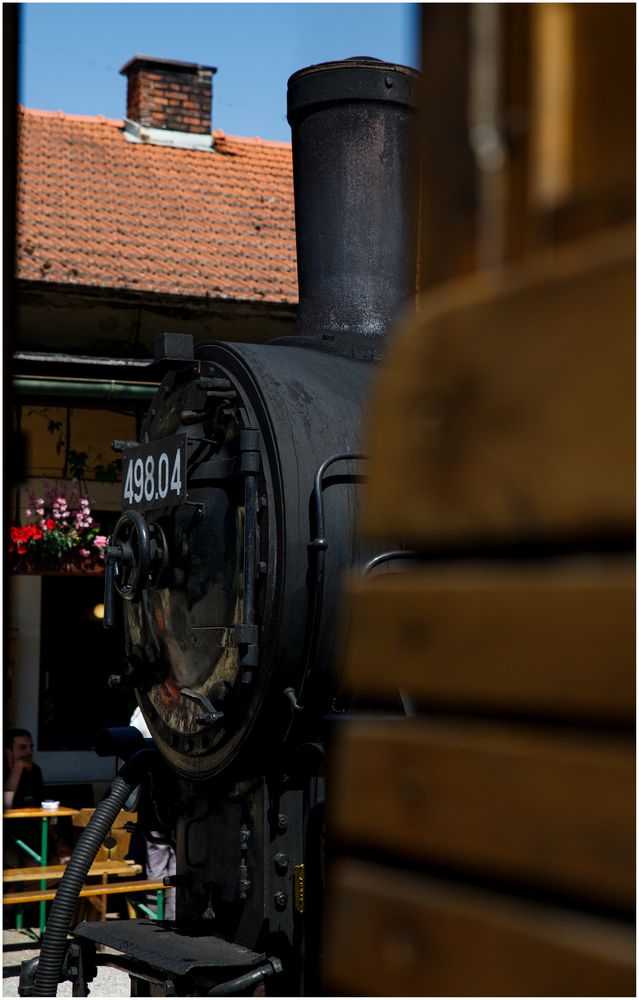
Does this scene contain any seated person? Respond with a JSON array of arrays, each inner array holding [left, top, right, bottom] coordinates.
[[4, 728, 44, 810], [3, 728, 70, 866]]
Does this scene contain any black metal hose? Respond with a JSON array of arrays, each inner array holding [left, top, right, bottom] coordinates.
[[29, 751, 157, 996]]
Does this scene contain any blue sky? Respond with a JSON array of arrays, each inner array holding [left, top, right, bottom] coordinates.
[[19, 3, 419, 142]]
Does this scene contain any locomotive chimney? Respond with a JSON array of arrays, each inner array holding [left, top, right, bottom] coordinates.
[[286, 57, 420, 360]]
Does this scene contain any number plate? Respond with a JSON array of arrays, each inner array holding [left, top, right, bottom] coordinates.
[[122, 435, 187, 511]]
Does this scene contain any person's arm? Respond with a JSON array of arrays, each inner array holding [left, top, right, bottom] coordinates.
[[4, 760, 27, 807], [5, 760, 27, 792]]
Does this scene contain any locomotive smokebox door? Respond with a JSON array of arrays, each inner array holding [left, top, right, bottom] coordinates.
[[104, 352, 273, 780]]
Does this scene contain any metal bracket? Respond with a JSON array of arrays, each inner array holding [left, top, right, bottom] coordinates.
[[239, 427, 260, 473], [363, 549, 418, 576], [181, 688, 224, 727], [234, 624, 258, 645], [283, 687, 304, 714], [237, 426, 261, 683], [18, 956, 39, 997], [111, 439, 139, 453], [238, 824, 251, 899], [66, 940, 97, 997]]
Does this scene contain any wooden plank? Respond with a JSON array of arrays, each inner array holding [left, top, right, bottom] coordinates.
[[330, 720, 634, 910], [3, 860, 142, 883], [4, 879, 165, 906], [529, 4, 575, 209], [419, 6, 479, 287], [324, 859, 635, 996], [570, 5, 635, 201], [527, 5, 635, 248], [501, 4, 532, 262], [341, 560, 634, 722], [363, 227, 634, 545]]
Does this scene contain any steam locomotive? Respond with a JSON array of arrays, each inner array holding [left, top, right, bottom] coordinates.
[[23, 57, 419, 997]]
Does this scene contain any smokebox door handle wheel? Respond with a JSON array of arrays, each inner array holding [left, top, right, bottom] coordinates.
[[110, 510, 151, 600], [104, 510, 164, 627]]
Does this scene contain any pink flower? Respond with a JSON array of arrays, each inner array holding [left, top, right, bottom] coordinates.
[[93, 535, 108, 549], [79, 548, 90, 557], [25, 509, 32, 517]]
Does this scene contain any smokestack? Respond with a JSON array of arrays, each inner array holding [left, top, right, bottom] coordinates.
[[286, 57, 420, 360]]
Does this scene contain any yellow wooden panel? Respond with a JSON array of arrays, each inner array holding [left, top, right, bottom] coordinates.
[[530, 4, 575, 207], [419, 5, 479, 287], [330, 720, 634, 910], [324, 860, 635, 996], [364, 227, 634, 545], [341, 561, 634, 721]]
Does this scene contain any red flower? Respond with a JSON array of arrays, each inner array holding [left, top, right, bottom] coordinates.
[[9, 523, 47, 552], [46, 519, 56, 531]]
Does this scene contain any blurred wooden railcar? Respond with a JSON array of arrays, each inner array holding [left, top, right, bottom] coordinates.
[[324, 5, 635, 996]]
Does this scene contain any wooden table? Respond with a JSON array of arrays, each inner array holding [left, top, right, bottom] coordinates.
[[4, 805, 78, 935]]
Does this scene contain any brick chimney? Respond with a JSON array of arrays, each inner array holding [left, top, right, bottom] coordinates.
[[120, 55, 217, 150]]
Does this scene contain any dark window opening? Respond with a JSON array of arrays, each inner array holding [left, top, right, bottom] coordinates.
[[38, 575, 135, 750]]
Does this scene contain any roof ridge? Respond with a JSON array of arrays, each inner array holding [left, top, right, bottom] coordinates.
[[18, 106, 291, 147], [18, 105, 124, 128], [213, 129, 292, 149]]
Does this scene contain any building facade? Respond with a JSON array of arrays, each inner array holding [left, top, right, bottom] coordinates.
[[10, 55, 297, 797]]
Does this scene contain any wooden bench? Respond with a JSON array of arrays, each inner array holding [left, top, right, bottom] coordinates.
[[3, 860, 142, 884], [3, 879, 165, 907], [3, 860, 167, 920]]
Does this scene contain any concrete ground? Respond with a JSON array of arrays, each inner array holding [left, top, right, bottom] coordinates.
[[3, 928, 131, 997]]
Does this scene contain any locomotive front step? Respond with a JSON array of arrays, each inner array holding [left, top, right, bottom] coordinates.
[[72, 919, 276, 996]]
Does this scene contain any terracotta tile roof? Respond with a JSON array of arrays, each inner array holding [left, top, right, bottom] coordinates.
[[16, 107, 298, 305]]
